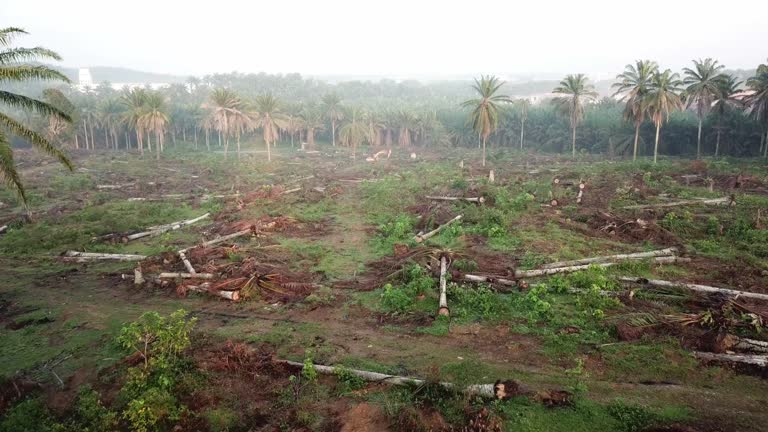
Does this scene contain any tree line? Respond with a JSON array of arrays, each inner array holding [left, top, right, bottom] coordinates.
[[2, 26, 768, 205]]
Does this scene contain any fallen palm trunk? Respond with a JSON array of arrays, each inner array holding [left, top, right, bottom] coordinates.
[[127, 194, 240, 202], [0, 225, 7, 234], [282, 187, 301, 195], [415, 215, 463, 243], [540, 247, 678, 269], [62, 251, 146, 262], [425, 196, 485, 204], [186, 283, 240, 301], [622, 197, 732, 210], [618, 277, 768, 302], [516, 257, 689, 278], [125, 213, 210, 241], [178, 250, 196, 274], [463, 257, 689, 287], [733, 338, 768, 353], [438, 256, 449, 316], [693, 352, 767, 367], [158, 272, 214, 279], [179, 229, 252, 253], [96, 183, 135, 190], [278, 360, 503, 399]]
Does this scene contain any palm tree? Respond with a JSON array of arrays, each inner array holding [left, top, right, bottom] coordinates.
[[98, 98, 123, 150], [42, 89, 75, 149], [204, 88, 245, 158], [300, 106, 324, 149], [552, 74, 598, 157], [338, 108, 368, 159], [138, 92, 170, 160], [461, 75, 511, 166], [746, 60, 768, 158], [518, 99, 530, 150], [0, 27, 73, 207], [644, 69, 684, 163], [711, 75, 742, 157], [612, 60, 658, 161], [121, 88, 148, 155], [395, 110, 416, 148], [252, 94, 287, 162], [321, 93, 343, 147], [683, 58, 726, 158]]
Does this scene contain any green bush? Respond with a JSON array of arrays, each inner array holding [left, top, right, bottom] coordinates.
[[607, 400, 658, 432]]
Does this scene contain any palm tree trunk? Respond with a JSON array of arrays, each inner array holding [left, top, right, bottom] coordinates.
[[236, 131, 241, 160], [83, 120, 89, 150], [482, 135, 487, 167], [136, 130, 143, 156], [224, 136, 229, 158], [182, 127, 187, 142], [104, 129, 108, 150], [267, 138, 272, 162], [194, 128, 198, 149], [290, 131, 294, 148], [74, 133, 79, 150], [89, 121, 95, 150], [332, 120, 336, 147], [218, 130, 222, 147], [156, 132, 161, 160], [653, 122, 661, 163], [760, 130, 765, 157], [764, 130, 768, 159], [715, 125, 721, 158], [633, 123, 640, 161], [696, 118, 702, 159], [520, 119, 525, 150], [571, 125, 577, 158], [205, 129, 210, 152]]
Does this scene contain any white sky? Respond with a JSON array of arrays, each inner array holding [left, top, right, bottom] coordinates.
[[2, 0, 767, 78]]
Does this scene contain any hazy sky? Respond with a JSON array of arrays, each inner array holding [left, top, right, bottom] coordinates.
[[3, 0, 767, 79]]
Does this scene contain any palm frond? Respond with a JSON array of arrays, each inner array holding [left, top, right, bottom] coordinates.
[[0, 91, 72, 121], [0, 132, 26, 204], [0, 27, 28, 47], [0, 47, 63, 64], [0, 112, 73, 171]]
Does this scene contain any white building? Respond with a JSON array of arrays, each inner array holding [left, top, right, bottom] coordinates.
[[76, 67, 170, 92]]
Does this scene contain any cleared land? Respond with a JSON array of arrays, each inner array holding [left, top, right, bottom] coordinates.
[[2, 147, 768, 431]]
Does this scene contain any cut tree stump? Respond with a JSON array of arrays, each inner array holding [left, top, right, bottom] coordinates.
[[178, 250, 196, 274], [62, 251, 146, 262], [619, 277, 768, 302], [415, 215, 463, 243]]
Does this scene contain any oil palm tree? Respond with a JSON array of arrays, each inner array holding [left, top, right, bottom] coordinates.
[[98, 98, 123, 150], [518, 99, 530, 150], [683, 58, 726, 158], [461, 75, 511, 166], [42, 89, 75, 149], [644, 69, 684, 163], [138, 92, 170, 160], [612, 60, 658, 160], [204, 88, 245, 158], [321, 93, 343, 147], [552, 74, 598, 157], [300, 106, 324, 149], [338, 108, 368, 159], [745, 60, 768, 158], [252, 94, 288, 162], [0, 27, 73, 207], [711, 74, 742, 157], [395, 110, 417, 148], [121, 88, 148, 155]]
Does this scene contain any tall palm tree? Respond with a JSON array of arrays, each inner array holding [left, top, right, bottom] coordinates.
[[518, 99, 530, 150], [461, 75, 511, 166], [138, 92, 170, 160], [745, 60, 768, 158], [0, 27, 73, 207], [321, 93, 343, 147], [338, 108, 368, 159], [300, 106, 324, 149], [711, 74, 742, 157], [121, 88, 148, 155], [612, 60, 658, 160], [42, 89, 75, 149], [644, 69, 684, 163], [204, 88, 245, 158], [252, 94, 287, 162], [395, 110, 416, 148], [683, 58, 726, 158], [552, 74, 598, 157], [98, 98, 123, 150]]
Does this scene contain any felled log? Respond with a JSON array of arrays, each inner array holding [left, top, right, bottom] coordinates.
[[540, 247, 678, 269], [96, 183, 134, 190], [425, 196, 485, 204], [515, 257, 689, 278], [158, 272, 214, 279], [622, 197, 733, 210], [186, 283, 240, 301], [0, 225, 7, 234], [62, 251, 146, 262], [693, 352, 767, 367], [733, 338, 768, 353], [438, 256, 449, 316], [282, 187, 301, 195], [179, 229, 252, 253], [125, 213, 210, 241], [463, 274, 516, 287], [178, 250, 196, 274], [415, 215, 463, 243], [618, 277, 768, 302], [277, 360, 509, 399]]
